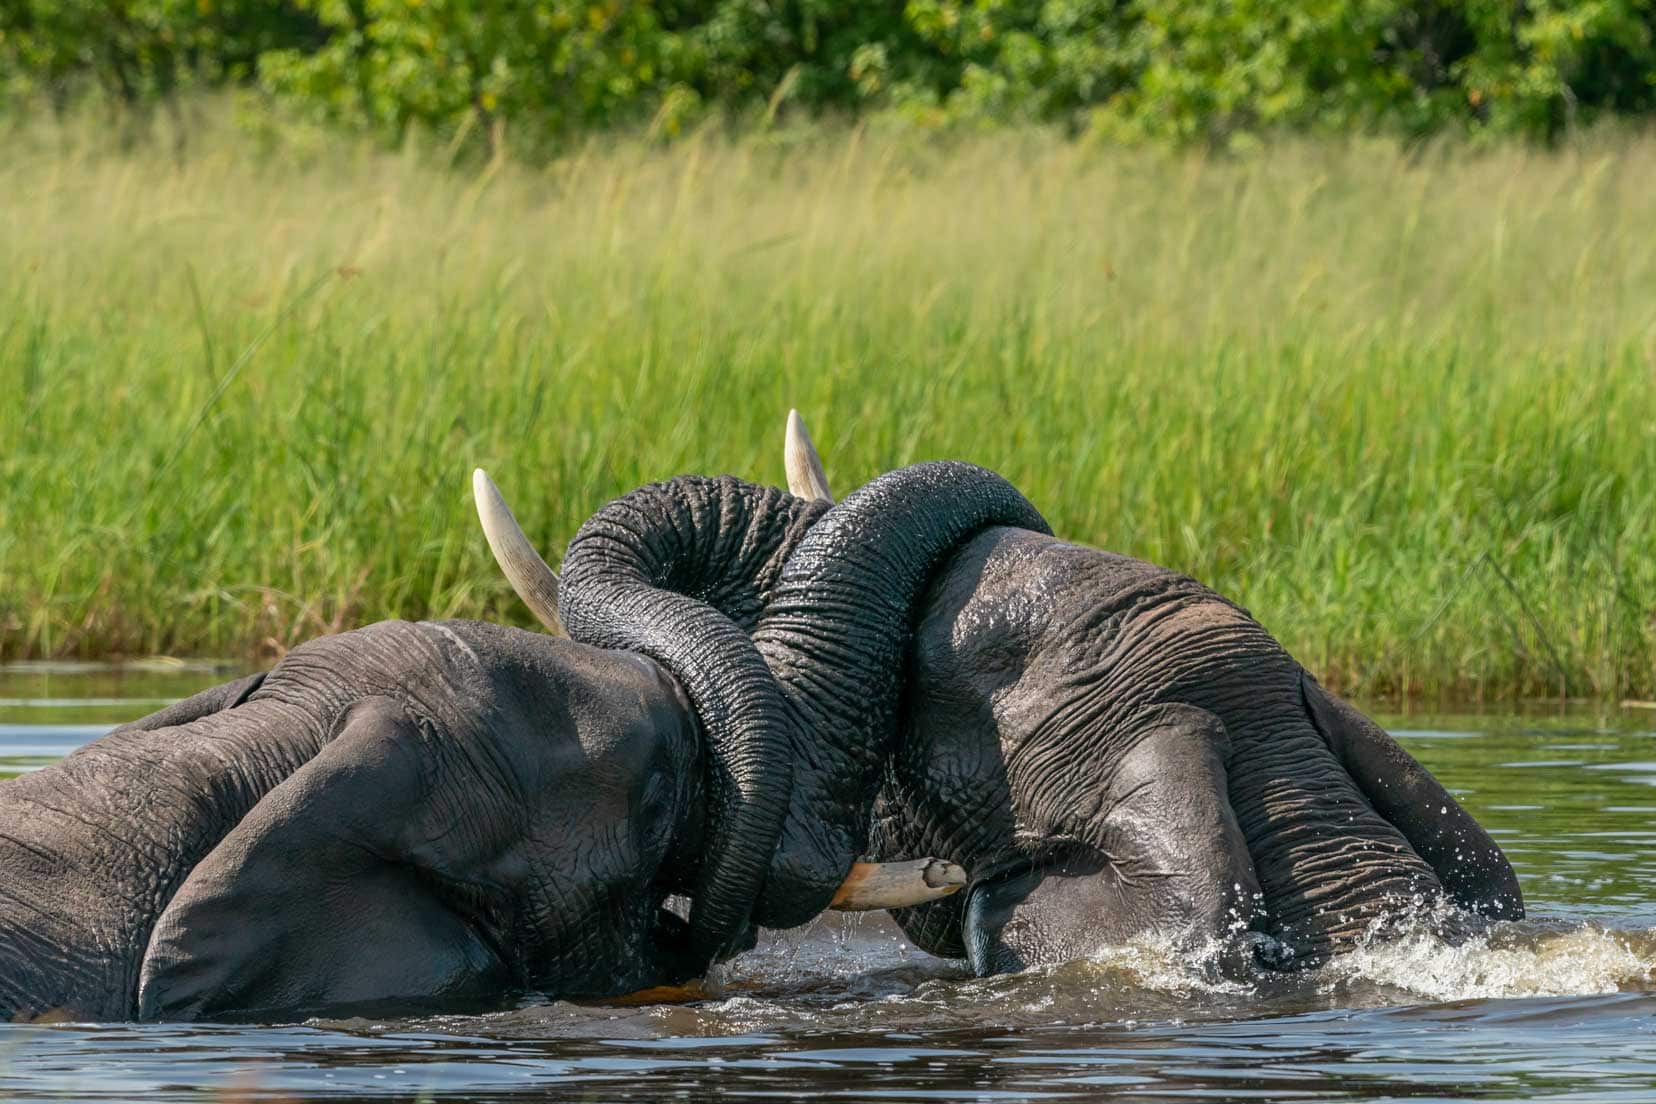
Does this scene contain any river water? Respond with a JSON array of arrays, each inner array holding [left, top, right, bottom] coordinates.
[[2, 662, 1655, 1101]]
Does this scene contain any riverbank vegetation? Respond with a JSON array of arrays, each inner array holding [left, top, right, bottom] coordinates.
[[1, 116, 1653, 700]]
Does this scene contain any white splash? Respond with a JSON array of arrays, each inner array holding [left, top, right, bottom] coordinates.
[[1063, 907, 1656, 1006], [1318, 919, 1656, 1002]]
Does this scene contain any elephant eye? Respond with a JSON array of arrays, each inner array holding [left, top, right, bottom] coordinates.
[[1050, 845, 1112, 879], [983, 834, 1109, 884], [414, 866, 505, 938], [1019, 833, 1110, 879]]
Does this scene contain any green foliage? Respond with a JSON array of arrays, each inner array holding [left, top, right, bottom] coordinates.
[[3, 0, 1654, 145], [0, 0, 321, 107], [1096, 0, 1418, 142], [4, 122, 1656, 700], [254, 1, 691, 152]]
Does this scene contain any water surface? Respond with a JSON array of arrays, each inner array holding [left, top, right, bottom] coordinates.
[[3, 664, 1654, 1101]]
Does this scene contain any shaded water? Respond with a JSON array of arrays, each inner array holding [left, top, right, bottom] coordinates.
[[3, 663, 1655, 1101]]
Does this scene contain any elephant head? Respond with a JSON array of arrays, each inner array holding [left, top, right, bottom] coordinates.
[[0, 612, 753, 1022], [474, 442, 1048, 970], [778, 418, 1523, 974]]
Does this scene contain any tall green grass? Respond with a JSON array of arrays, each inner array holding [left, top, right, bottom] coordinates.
[[2, 117, 1653, 699]]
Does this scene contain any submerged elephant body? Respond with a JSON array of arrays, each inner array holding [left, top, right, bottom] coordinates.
[[875, 526, 1523, 972], [0, 619, 707, 1022]]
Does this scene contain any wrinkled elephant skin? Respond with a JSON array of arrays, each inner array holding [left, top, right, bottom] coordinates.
[[873, 527, 1524, 972], [0, 620, 708, 1022]]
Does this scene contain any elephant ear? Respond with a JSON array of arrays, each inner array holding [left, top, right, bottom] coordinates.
[[1301, 673, 1523, 920], [137, 698, 512, 1021], [105, 672, 265, 737]]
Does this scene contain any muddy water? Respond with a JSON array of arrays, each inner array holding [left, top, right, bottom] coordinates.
[[2, 663, 1655, 1101]]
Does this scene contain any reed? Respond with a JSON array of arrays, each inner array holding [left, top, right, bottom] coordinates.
[[3, 115, 1653, 699]]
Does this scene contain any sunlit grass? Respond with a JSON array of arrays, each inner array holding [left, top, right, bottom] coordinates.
[[2, 112, 1653, 699]]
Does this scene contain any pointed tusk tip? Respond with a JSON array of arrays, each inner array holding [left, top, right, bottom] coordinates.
[[782, 408, 834, 503], [470, 467, 566, 637]]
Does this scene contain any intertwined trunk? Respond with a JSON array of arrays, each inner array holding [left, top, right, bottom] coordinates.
[[558, 463, 1048, 960], [558, 476, 827, 967], [749, 462, 1050, 928]]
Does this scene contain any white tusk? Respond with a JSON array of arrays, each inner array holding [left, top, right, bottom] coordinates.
[[472, 468, 567, 637], [828, 858, 967, 911], [784, 409, 834, 503]]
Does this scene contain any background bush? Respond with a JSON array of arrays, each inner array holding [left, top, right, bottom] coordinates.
[[3, 0, 1654, 150]]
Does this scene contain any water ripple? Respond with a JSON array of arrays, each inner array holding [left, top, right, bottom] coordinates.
[[3, 683, 1656, 1101]]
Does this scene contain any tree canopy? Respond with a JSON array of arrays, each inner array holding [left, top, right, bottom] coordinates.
[[3, 1, 1653, 150]]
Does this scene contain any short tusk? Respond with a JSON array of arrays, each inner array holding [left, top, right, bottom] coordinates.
[[472, 468, 567, 637], [784, 409, 834, 503], [828, 858, 967, 911]]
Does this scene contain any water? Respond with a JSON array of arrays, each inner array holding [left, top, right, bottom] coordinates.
[[3, 663, 1655, 1101]]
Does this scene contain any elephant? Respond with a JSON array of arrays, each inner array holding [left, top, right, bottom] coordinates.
[[0, 471, 992, 1024], [764, 415, 1524, 975], [0, 619, 719, 1023], [481, 414, 1527, 978]]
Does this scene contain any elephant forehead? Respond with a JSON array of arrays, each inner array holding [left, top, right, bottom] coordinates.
[[934, 551, 1283, 764], [913, 532, 1203, 687], [444, 641, 698, 816], [1123, 592, 1264, 651], [262, 620, 698, 826], [914, 530, 1066, 670]]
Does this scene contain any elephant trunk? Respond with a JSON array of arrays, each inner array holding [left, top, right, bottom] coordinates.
[[558, 476, 828, 967], [751, 462, 1050, 928], [560, 463, 1045, 951]]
